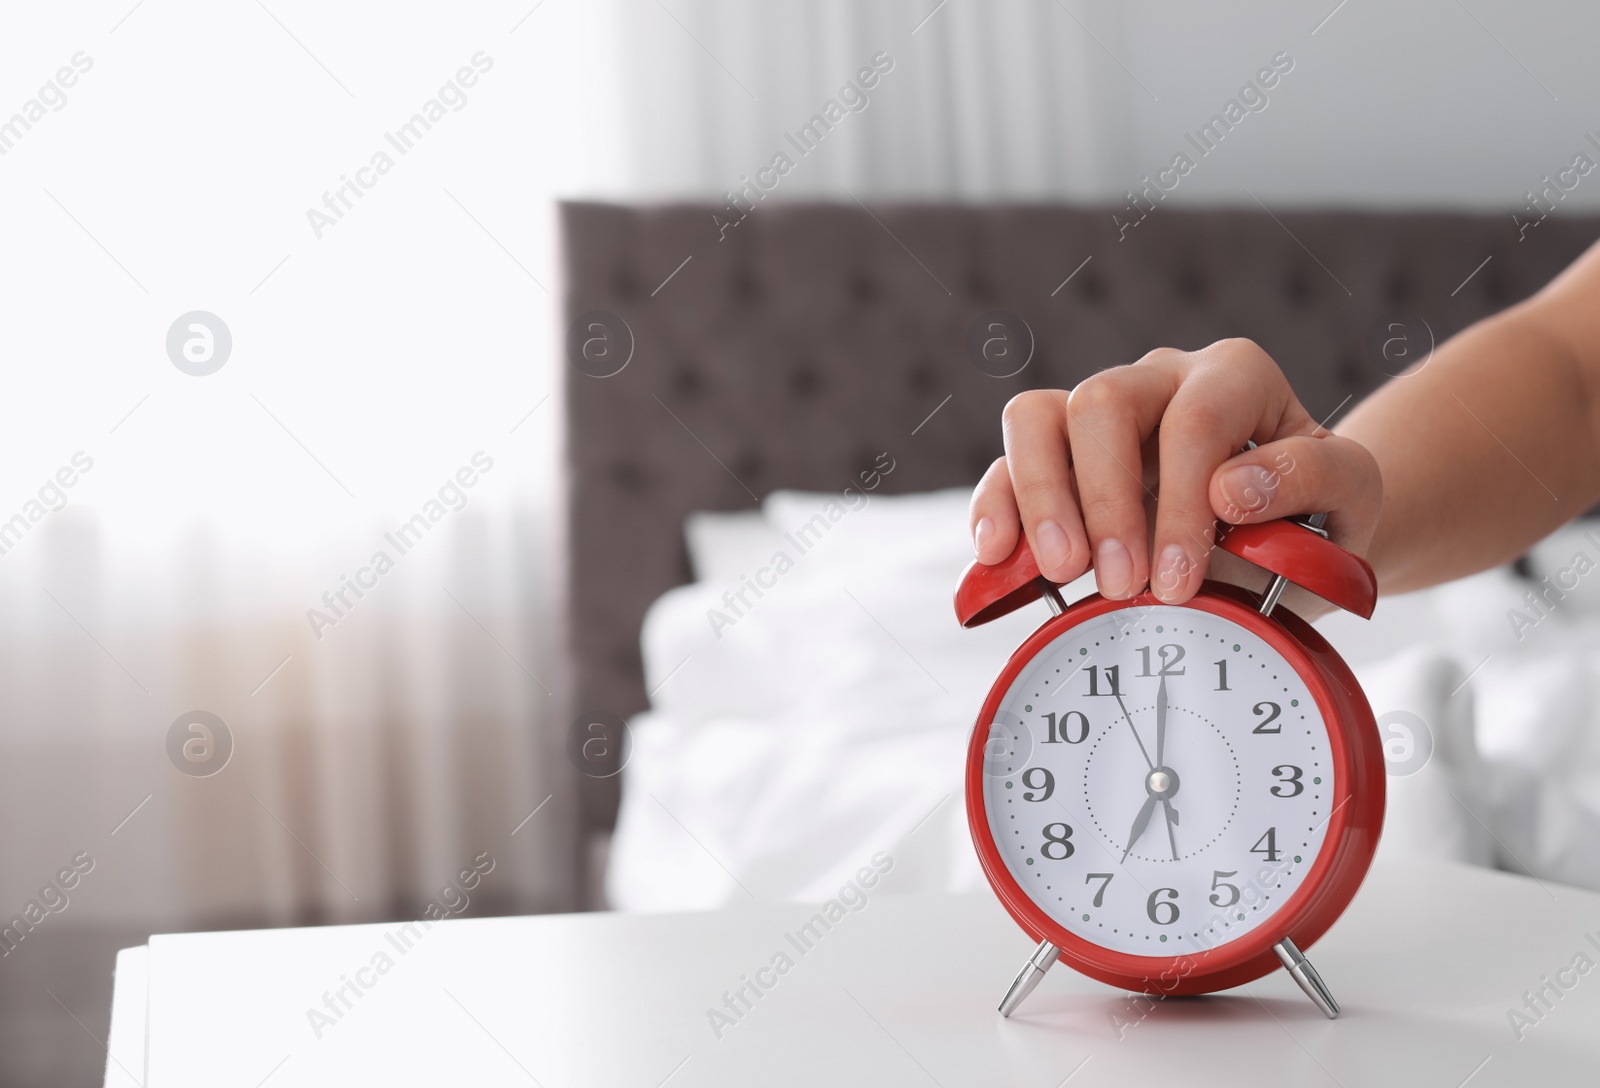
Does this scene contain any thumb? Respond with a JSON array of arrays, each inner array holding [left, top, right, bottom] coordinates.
[[1208, 434, 1381, 531]]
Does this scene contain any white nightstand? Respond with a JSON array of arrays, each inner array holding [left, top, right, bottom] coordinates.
[[106, 858, 1600, 1086]]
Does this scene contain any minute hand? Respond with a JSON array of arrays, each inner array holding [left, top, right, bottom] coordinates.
[[1113, 690, 1154, 771], [1155, 673, 1179, 860], [1156, 674, 1167, 767]]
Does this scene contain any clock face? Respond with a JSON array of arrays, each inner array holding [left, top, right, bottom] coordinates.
[[978, 602, 1334, 959]]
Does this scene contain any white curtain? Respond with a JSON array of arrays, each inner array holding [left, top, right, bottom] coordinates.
[[602, 0, 1117, 200], [0, 504, 571, 929], [0, 1, 631, 931]]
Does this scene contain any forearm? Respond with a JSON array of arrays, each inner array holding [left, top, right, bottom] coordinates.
[[1338, 281, 1600, 594]]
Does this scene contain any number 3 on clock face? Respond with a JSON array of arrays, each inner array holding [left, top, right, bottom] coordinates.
[[978, 603, 1334, 959]]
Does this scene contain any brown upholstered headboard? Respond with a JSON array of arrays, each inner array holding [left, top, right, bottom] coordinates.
[[558, 199, 1597, 838]]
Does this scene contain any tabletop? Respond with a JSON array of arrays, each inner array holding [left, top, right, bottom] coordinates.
[[105, 858, 1600, 1087]]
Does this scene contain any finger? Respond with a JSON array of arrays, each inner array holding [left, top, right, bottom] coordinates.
[[970, 457, 1021, 564], [1065, 359, 1180, 599], [1150, 340, 1296, 603], [1001, 390, 1091, 583], [1210, 433, 1384, 544]]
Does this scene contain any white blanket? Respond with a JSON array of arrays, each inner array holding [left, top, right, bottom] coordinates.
[[609, 489, 1600, 909]]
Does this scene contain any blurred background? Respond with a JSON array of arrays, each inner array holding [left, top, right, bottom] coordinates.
[[5, 1, 1600, 1084]]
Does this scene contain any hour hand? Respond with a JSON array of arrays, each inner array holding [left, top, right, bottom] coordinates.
[[1119, 794, 1159, 863]]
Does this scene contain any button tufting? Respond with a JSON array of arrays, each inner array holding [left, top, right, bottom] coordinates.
[[1481, 269, 1510, 304], [1174, 266, 1208, 303], [611, 268, 642, 301], [610, 461, 647, 493], [732, 271, 763, 303], [790, 366, 822, 398], [673, 366, 705, 399], [733, 451, 764, 481], [906, 360, 938, 395]]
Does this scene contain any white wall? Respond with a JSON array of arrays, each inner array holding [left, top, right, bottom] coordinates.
[[1113, 0, 1600, 210], [602, 0, 1600, 213]]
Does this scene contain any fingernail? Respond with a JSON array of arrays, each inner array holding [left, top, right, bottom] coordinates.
[[1220, 464, 1278, 518], [1095, 538, 1133, 598], [974, 516, 995, 558], [1153, 543, 1193, 601], [1035, 520, 1070, 575]]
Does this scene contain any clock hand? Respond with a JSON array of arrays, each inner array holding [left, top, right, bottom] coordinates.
[[1112, 691, 1155, 771], [1119, 794, 1158, 863], [1155, 673, 1168, 770], [1151, 673, 1183, 857], [1161, 799, 1179, 861]]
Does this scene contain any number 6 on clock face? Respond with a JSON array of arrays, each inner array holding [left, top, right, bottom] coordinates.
[[958, 523, 1385, 1003]]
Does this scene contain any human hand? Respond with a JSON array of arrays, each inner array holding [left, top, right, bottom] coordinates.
[[968, 339, 1383, 608]]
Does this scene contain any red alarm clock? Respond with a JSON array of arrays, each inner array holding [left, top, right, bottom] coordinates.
[[955, 514, 1384, 1019]]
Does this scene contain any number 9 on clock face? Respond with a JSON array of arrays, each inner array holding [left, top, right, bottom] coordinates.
[[978, 604, 1333, 957]]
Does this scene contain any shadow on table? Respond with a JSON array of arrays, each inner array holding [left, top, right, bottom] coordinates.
[[1007, 991, 1330, 1036]]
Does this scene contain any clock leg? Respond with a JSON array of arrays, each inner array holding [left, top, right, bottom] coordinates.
[[998, 940, 1060, 1017], [1273, 937, 1340, 1019]]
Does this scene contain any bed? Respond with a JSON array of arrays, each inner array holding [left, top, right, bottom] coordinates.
[[556, 200, 1600, 908]]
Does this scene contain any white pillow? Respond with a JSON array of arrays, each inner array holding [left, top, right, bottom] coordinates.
[[760, 487, 977, 577], [1470, 617, 1600, 891], [1357, 647, 1492, 869], [682, 486, 982, 595], [683, 509, 785, 584], [1521, 517, 1600, 618]]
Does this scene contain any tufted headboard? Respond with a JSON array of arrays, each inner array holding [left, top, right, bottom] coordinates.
[[557, 199, 1598, 838]]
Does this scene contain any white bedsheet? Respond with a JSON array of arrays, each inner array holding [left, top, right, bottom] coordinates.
[[608, 490, 1600, 910]]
